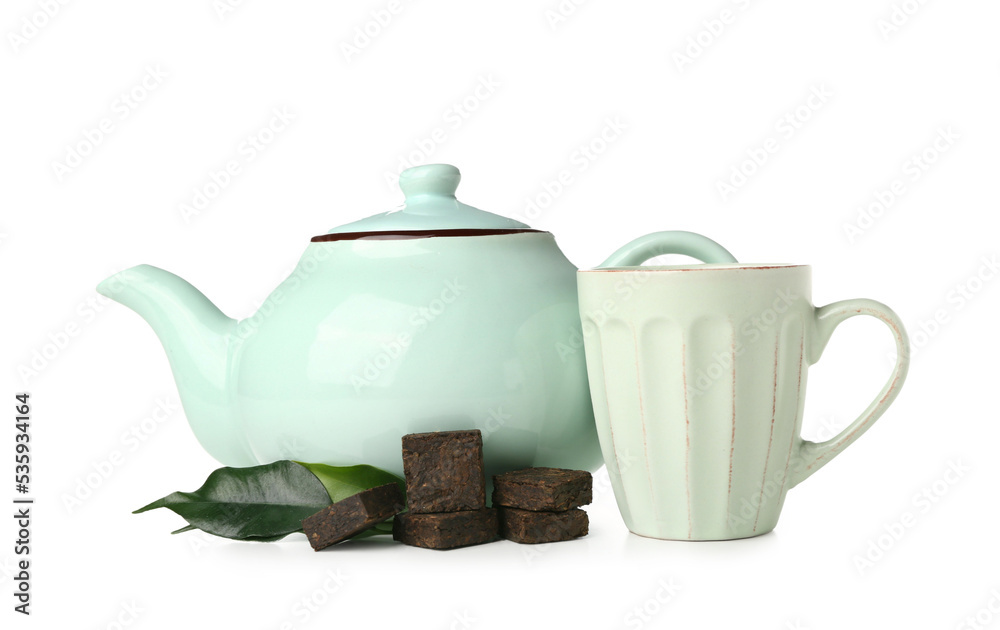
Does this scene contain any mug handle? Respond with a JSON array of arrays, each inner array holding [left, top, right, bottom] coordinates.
[[598, 231, 738, 267], [788, 298, 910, 488]]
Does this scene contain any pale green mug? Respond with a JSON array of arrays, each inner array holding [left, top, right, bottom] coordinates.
[[578, 232, 910, 540]]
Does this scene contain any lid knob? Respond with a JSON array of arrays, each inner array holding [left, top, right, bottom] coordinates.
[[321, 162, 530, 234], [398, 164, 460, 199]]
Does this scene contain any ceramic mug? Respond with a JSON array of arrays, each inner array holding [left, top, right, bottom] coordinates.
[[578, 233, 910, 540]]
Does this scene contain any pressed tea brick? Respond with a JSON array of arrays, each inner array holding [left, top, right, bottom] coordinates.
[[492, 467, 592, 512], [392, 508, 498, 549], [402, 430, 485, 513], [498, 507, 588, 544], [302, 483, 404, 551]]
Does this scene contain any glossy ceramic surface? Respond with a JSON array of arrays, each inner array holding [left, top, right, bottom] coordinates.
[[327, 163, 528, 233], [578, 259, 910, 540], [96, 164, 606, 479]]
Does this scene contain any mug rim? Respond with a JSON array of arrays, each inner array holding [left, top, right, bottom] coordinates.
[[579, 263, 809, 273]]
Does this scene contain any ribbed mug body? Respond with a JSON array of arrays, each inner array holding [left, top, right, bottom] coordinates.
[[578, 265, 811, 540]]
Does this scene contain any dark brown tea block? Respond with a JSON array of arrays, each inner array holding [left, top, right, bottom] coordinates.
[[402, 430, 486, 513], [492, 467, 592, 511], [302, 483, 404, 551], [498, 507, 588, 544], [392, 508, 498, 549]]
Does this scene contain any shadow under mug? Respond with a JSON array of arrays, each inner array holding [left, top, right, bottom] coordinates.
[[578, 232, 910, 540]]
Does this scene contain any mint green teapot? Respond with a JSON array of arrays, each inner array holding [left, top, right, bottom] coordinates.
[[97, 164, 736, 478]]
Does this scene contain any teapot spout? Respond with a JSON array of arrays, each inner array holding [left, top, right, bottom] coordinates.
[[97, 265, 256, 466]]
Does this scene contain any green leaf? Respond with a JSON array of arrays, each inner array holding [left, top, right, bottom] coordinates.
[[348, 527, 388, 541], [134, 461, 332, 541], [372, 520, 395, 533], [297, 462, 406, 504], [171, 524, 197, 535]]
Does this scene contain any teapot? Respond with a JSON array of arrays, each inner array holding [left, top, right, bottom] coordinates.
[[97, 163, 736, 479]]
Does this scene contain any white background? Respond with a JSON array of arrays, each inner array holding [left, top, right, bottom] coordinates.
[[2, 1, 999, 628]]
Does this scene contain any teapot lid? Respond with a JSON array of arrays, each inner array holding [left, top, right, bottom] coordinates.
[[322, 164, 531, 236]]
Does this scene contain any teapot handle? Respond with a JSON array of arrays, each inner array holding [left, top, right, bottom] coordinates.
[[599, 231, 738, 268]]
